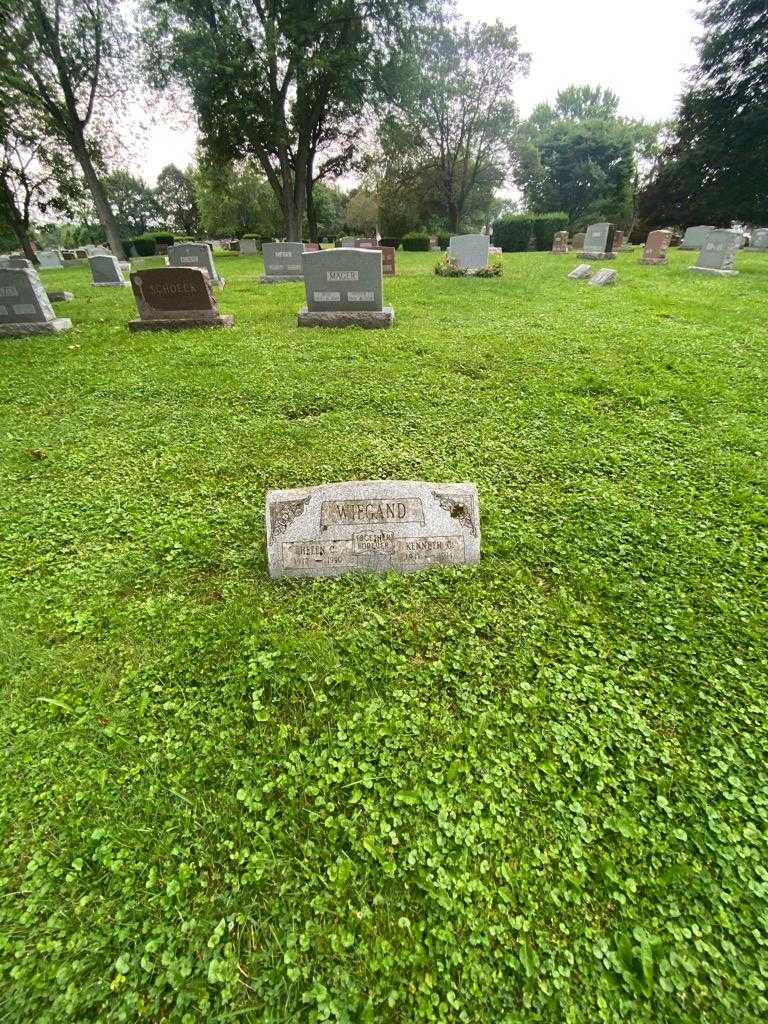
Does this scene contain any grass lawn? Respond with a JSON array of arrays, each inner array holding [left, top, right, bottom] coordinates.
[[1, 247, 766, 1023]]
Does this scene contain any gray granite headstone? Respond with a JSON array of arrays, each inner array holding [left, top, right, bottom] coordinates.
[[448, 234, 490, 271], [9, 257, 32, 268], [240, 237, 259, 255], [298, 248, 393, 328], [128, 267, 233, 331], [580, 223, 615, 259], [568, 264, 593, 280], [36, 250, 64, 269], [750, 228, 768, 250], [90, 254, 130, 287], [168, 242, 224, 288], [0, 267, 72, 336], [640, 230, 672, 264], [680, 225, 715, 250], [340, 237, 358, 248], [261, 242, 304, 282], [689, 229, 741, 275], [266, 480, 480, 578], [588, 268, 618, 286]]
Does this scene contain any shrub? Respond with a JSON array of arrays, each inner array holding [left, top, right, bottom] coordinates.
[[379, 237, 399, 249], [492, 214, 533, 252], [242, 234, 257, 240], [402, 232, 430, 252], [152, 232, 175, 245], [434, 253, 503, 278], [438, 232, 451, 250], [531, 212, 569, 251], [130, 234, 157, 256]]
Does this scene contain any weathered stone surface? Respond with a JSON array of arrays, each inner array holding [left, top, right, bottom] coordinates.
[[380, 246, 396, 276], [0, 267, 71, 336], [168, 242, 224, 287], [266, 480, 480, 578], [90, 254, 130, 287], [303, 242, 320, 252], [689, 229, 741, 275], [588, 268, 618, 286], [580, 223, 616, 259], [128, 267, 233, 330], [9, 257, 32, 268], [301, 248, 385, 313], [448, 234, 490, 271], [260, 242, 304, 282], [572, 232, 586, 250], [611, 230, 625, 252], [640, 230, 672, 264], [568, 264, 593, 280], [680, 225, 715, 250], [340, 237, 358, 248], [552, 231, 569, 253], [240, 237, 260, 255], [46, 291, 74, 302], [36, 250, 64, 269], [750, 228, 768, 249]]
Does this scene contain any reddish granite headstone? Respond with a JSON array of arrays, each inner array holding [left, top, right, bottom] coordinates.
[[551, 231, 569, 253], [640, 230, 672, 265], [128, 267, 233, 331]]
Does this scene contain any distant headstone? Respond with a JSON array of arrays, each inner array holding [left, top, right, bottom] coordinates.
[[680, 225, 715, 250], [89, 254, 130, 287], [552, 231, 569, 253], [689, 229, 741, 276], [448, 234, 490, 271], [640, 229, 672, 264], [260, 242, 304, 283], [340, 237, 357, 248], [572, 232, 586, 250], [75, 248, 88, 259], [568, 264, 593, 280], [36, 250, 64, 269], [303, 242, 320, 253], [612, 230, 625, 252], [128, 267, 234, 331], [429, 235, 440, 251], [352, 238, 377, 249], [0, 267, 72, 336], [750, 228, 768, 250], [580, 223, 615, 259], [298, 248, 393, 328], [168, 242, 224, 288], [588, 268, 618, 286], [62, 250, 78, 261], [380, 245, 396, 276], [240, 237, 259, 255], [46, 290, 74, 302], [266, 480, 480, 578]]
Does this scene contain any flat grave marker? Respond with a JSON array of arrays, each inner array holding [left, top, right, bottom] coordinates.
[[298, 248, 393, 328], [0, 267, 72, 337], [260, 242, 304, 283], [128, 267, 234, 331], [266, 480, 480, 578], [589, 268, 618, 286], [568, 264, 593, 280]]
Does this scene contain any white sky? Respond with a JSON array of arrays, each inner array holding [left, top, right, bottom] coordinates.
[[130, 0, 701, 184]]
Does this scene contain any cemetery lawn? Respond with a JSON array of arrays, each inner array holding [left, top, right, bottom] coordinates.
[[1, 248, 767, 1024]]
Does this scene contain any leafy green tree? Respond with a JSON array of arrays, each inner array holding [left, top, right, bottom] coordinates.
[[639, 0, 768, 226], [0, 0, 132, 258], [143, 0, 431, 241], [192, 159, 282, 239], [154, 164, 200, 235], [382, 18, 528, 232], [513, 86, 656, 230], [104, 170, 161, 236], [343, 189, 378, 236], [309, 182, 346, 239]]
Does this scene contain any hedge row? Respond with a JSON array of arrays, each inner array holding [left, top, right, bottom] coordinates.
[[491, 212, 569, 252], [126, 232, 194, 256]]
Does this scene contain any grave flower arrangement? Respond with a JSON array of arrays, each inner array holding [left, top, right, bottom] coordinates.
[[434, 253, 503, 278]]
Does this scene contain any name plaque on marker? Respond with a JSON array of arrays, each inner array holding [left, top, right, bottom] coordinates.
[[266, 480, 480, 578]]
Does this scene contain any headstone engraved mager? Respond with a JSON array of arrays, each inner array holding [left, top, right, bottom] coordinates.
[[168, 242, 224, 288], [640, 230, 672, 265], [128, 267, 234, 331], [580, 223, 615, 259], [260, 242, 304, 283], [689, 229, 741, 276], [680, 225, 716, 250], [448, 234, 490, 271], [266, 480, 481, 578], [298, 248, 394, 328], [0, 267, 72, 336]]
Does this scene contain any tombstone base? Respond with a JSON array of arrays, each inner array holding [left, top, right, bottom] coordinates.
[[688, 266, 738, 276], [0, 318, 72, 337], [578, 252, 616, 260], [128, 315, 235, 331], [92, 281, 132, 288], [260, 274, 304, 283], [297, 306, 395, 329], [46, 290, 74, 301]]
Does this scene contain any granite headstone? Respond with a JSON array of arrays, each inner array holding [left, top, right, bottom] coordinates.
[[580, 223, 615, 259], [261, 242, 304, 283], [90, 254, 130, 287], [680, 225, 715, 250], [168, 242, 224, 288], [448, 234, 490, 271], [552, 231, 569, 253], [298, 248, 393, 328], [128, 267, 234, 331], [640, 230, 672, 265], [689, 229, 741, 276], [36, 250, 64, 269], [750, 228, 768, 250], [240, 237, 259, 255], [572, 232, 586, 251], [0, 267, 72, 336]]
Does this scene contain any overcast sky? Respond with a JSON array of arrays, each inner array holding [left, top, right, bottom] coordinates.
[[131, 0, 701, 184]]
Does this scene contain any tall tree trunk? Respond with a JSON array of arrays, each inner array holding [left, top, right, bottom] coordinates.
[[1, 180, 39, 264], [306, 175, 318, 242], [69, 128, 126, 259]]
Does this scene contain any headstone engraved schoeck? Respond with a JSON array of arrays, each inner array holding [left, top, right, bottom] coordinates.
[[689, 229, 741, 276], [89, 254, 130, 287], [448, 234, 490, 271], [579, 223, 616, 259], [568, 264, 593, 280], [680, 225, 716, 250], [552, 231, 569, 253], [168, 242, 224, 288], [588, 268, 618, 286], [0, 267, 72, 336], [266, 480, 480, 578], [260, 242, 304, 283], [297, 248, 394, 328], [640, 230, 672, 265], [128, 267, 234, 331]]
